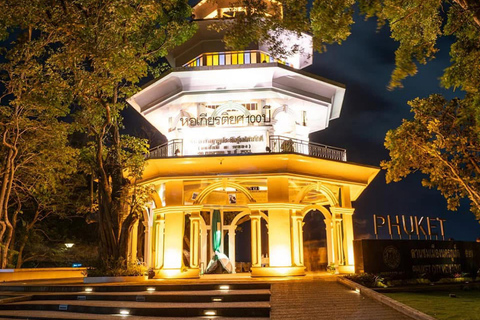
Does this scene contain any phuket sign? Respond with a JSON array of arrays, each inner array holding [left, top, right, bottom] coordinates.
[[374, 214, 446, 240]]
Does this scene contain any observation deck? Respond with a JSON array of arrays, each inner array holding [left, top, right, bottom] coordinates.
[[147, 135, 347, 162]]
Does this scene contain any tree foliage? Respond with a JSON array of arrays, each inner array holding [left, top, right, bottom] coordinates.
[[218, 0, 480, 217], [0, 0, 196, 266], [382, 95, 480, 218]]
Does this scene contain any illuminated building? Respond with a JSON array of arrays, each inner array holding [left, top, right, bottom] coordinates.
[[126, 0, 379, 278]]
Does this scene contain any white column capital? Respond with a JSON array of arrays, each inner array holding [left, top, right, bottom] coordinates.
[[330, 206, 355, 216]]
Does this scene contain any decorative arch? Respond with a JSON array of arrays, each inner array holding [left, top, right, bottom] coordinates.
[[272, 105, 300, 123], [294, 184, 339, 207], [211, 101, 251, 118], [193, 181, 256, 204], [300, 204, 332, 220], [231, 209, 268, 226]]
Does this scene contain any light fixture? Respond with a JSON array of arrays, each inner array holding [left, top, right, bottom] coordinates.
[[212, 297, 222, 302], [355, 288, 360, 293], [119, 309, 130, 315], [64, 243, 74, 248], [146, 287, 156, 292], [84, 288, 93, 292], [219, 285, 229, 290], [204, 310, 216, 316]]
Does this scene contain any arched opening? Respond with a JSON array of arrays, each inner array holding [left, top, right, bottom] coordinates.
[[233, 213, 268, 273], [303, 209, 328, 272]]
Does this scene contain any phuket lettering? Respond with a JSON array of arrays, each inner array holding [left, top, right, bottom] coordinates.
[[374, 214, 446, 239]]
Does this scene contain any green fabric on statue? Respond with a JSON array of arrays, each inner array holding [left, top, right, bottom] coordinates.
[[205, 210, 233, 274], [212, 209, 221, 252]]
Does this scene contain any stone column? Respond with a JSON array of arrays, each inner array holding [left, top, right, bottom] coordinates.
[[128, 220, 139, 263], [163, 211, 185, 270], [154, 212, 165, 269], [290, 212, 304, 267], [324, 218, 333, 265], [250, 212, 262, 268], [228, 227, 236, 273], [189, 212, 201, 269]]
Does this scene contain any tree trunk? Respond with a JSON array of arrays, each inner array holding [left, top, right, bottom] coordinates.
[[15, 234, 28, 268], [0, 148, 16, 268]]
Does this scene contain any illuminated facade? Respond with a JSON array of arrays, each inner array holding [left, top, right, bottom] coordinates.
[[127, 0, 379, 278]]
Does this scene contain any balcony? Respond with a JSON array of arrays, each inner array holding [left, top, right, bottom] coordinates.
[[183, 50, 293, 68], [147, 136, 347, 162]]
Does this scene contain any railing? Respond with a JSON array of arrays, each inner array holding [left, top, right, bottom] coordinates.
[[268, 135, 347, 161], [147, 136, 346, 162], [147, 139, 183, 159], [183, 50, 292, 68]]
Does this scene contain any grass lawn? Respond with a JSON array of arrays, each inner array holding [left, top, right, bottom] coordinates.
[[385, 290, 480, 320]]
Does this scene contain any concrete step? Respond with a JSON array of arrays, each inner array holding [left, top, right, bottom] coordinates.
[[0, 310, 267, 320], [1, 283, 270, 293], [28, 290, 270, 302], [0, 301, 270, 317]]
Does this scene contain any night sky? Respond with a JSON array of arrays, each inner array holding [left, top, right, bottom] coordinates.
[[124, 8, 480, 242], [308, 12, 480, 241]]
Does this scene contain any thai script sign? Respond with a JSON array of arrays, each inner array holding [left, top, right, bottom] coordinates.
[[374, 214, 446, 240], [188, 135, 265, 155], [180, 113, 271, 127], [354, 239, 480, 277]]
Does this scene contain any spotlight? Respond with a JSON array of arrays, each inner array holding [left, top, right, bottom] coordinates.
[[146, 287, 156, 292], [84, 288, 93, 292], [212, 297, 222, 302], [219, 285, 229, 290], [119, 309, 130, 315], [204, 310, 216, 316]]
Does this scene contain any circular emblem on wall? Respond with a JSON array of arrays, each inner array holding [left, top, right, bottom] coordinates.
[[383, 245, 401, 269]]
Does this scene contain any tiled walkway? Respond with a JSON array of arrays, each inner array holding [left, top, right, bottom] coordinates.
[[270, 275, 413, 320]]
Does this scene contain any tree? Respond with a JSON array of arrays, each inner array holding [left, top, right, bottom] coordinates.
[[218, 0, 480, 218], [381, 95, 480, 218], [0, 0, 196, 266]]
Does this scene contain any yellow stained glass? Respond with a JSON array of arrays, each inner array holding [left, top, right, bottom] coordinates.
[[232, 54, 237, 65], [213, 54, 219, 65], [238, 53, 244, 64], [206, 55, 212, 66]]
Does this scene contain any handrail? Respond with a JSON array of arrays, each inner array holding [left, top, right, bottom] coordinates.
[[147, 136, 347, 162], [268, 135, 347, 161]]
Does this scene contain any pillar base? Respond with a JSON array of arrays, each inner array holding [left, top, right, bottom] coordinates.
[[153, 268, 200, 279], [337, 265, 355, 274], [251, 266, 305, 277]]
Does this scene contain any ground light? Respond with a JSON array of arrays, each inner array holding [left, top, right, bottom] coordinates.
[[119, 309, 130, 315], [204, 310, 216, 316]]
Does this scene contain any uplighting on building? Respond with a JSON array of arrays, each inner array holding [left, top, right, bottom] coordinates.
[[146, 287, 156, 292], [219, 285, 229, 290], [84, 288, 93, 293]]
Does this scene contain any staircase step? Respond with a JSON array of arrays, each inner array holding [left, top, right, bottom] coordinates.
[[0, 302, 269, 317], [0, 310, 268, 320], [1, 283, 270, 293], [30, 290, 270, 302]]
